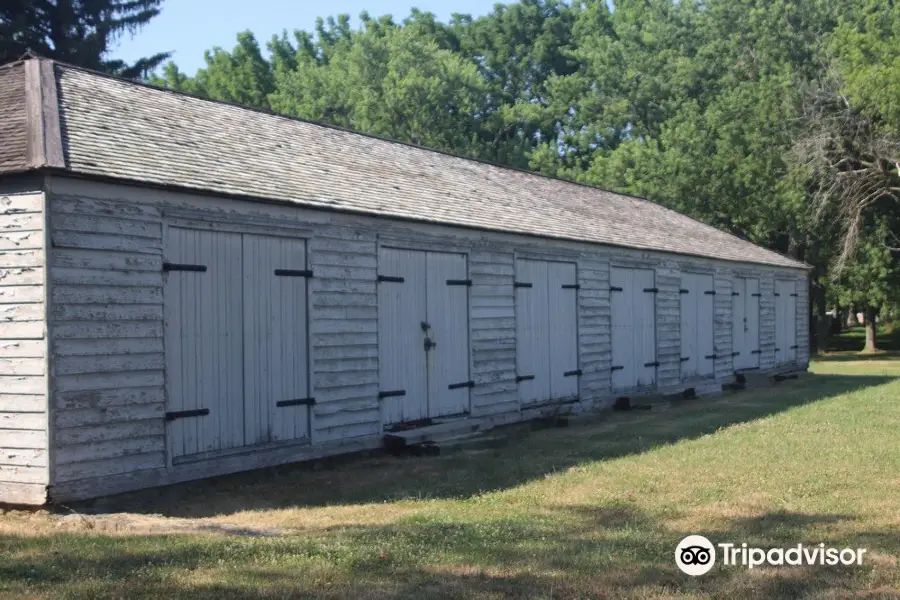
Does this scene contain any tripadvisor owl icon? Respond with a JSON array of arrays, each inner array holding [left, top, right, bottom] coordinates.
[[676, 535, 716, 576]]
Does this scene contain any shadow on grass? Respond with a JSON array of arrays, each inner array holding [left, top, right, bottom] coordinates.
[[822, 326, 900, 357], [69, 371, 898, 519], [1, 504, 896, 599]]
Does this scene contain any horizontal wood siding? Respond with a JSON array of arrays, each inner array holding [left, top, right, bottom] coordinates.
[[655, 264, 681, 390], [758, 275, 776, 370], [0, 192, 48, 505], [713, 275, 733, 379], [41, 177, 810, 502], [470, 251, 517, 416], [577, 258, 610, 405], [309, 228, 380, 442], [47, 194, 166, 485]]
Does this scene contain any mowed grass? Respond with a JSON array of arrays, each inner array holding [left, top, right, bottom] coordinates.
[[2, 354, 900, 598]]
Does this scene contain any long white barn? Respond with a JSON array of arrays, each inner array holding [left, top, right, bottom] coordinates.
[[0, 56, 810, 505]]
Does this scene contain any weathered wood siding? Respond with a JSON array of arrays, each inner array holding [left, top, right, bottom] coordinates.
[[47, 193, 166, 489], [0, 191, 48, 505], [41, 176, 810, 502]]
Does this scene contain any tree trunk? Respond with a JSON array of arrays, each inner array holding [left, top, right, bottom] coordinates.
[[847, 306, 859, 327], [864, 306, 878, 353], [813, 284, 828, 355]]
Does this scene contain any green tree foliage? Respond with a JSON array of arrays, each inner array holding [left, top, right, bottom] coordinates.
[[0, 0, 169, 78], [149, 0, 900, 349]]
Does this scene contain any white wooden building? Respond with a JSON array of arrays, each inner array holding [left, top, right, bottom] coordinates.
[[0, 57, 810, 505]]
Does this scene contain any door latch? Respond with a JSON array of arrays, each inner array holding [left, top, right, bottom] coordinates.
[[424, 337, 437, 351]]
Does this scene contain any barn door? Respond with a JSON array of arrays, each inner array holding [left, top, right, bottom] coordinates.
[[164, 227, 245, 459], [548, 262, 579, 400], [775, 280, 797, 364], [515, 259, 578, 406], [610, 267, 657, 391], [378, 248, 471, 425], [378, 248, 428, 425], [680, 273, 715, 379], [732, 277, 760, 371], [425, 251, 471, 418], [242, 234, 310, 445]]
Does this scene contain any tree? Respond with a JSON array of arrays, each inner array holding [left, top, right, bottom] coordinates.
[[0, 0, 169, 78]]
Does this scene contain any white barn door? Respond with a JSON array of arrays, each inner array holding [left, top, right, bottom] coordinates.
[[610, 267, 657, 391], [775, 280, 798, 365], [378, 248, 428, 425], [378, 248, 471, 425], [516, 259, 550, 405], [426, 251, 471, 418], [165, 227, 245, 459], [515, 259, 579, 406], [242, 234, 310, 445], [548, 262, 579, 400], [732, 277, 760, 371], [680, 273, 715, 379]]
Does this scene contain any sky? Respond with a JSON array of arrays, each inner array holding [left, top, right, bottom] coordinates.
[[114, 0, 501, 74]]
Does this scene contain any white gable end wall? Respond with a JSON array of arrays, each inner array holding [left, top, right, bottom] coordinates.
[[41, 176, 809, 502]]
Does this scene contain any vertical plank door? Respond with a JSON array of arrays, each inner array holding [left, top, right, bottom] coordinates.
[[548, 261, 579, 400], [164, 227, 245, 459], [610, 266, 634, 391], [378, 248, 428, 425], [242, 234, 310, 445], [633, 268, 658, 388], [680, 273, 714, 379], [425, 251, 471, 418], [516, 259, 551, 405]]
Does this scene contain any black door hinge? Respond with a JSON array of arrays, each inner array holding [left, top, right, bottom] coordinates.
[[276, 397, 316, 407], [752, 293, 762, 297], [611, 365, 625, 371], [732, 292, 740, 296], [679, 289, 690, 294], [704, 290, 716, 295], [377, 275, 405, 283], [644, 361, 660, 367], [448, 380, 475, 390], [732, 352, 740, 357], [562, 284, 580, 289], [163, 263, 207, 272], [643, 287, 659, 293], [514, 281, 533, 288], [681, 357, 690, 362], [564, 369, 583, 377], [165, 408, 209, 421], [516, 374, 535, 382], [705, 354, 717, 360], [378, 390, 406, 399], [751, 350, 762, 354], [610, 286, 623, 292], [274, 269, 313, 278], [446, 279, 473, 286]]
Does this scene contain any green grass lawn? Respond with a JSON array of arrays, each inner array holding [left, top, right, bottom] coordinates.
[[2, 354, 899, 599]]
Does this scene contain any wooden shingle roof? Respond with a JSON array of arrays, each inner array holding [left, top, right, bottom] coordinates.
[[1, 57, 807, 270]]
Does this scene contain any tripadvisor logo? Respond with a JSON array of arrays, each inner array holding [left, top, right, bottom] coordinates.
[[675, 535, 867, 576]]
